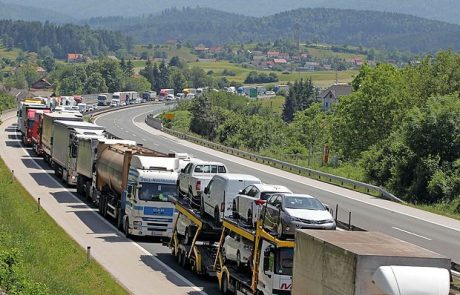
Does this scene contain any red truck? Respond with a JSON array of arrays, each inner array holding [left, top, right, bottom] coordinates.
[[31, 110, 51, 155], [23, 108, 50, 146]]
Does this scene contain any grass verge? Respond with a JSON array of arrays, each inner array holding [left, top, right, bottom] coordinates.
[[0, 157, 127, 295]]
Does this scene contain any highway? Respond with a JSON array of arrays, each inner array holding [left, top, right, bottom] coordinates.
[[95, 104, 460, 266]]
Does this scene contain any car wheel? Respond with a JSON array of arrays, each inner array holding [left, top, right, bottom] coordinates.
[[232, 201, 239, 219], [214, 207, 220, 223], [277, 221, 284, 239], [200, 197, 205, 216], [247, 210, 253, 227], [236, 251, 242, 269]]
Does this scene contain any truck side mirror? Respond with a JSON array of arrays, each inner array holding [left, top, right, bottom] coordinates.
[[127, 185, 134, 199]]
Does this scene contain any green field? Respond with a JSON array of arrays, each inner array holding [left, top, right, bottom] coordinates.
[[133, 44, 197, 62], [0, 44, 21, 60], [189, 61, 357, 88], [0, 158, 127, 294]]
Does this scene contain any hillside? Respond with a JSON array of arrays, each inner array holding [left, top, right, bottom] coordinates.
[[86, 7, 460, 53], [0, 1, 73, 23], [1, 0, 460, 24]]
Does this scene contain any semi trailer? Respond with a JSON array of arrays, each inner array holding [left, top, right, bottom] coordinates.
[[51, 120, 105, 185]]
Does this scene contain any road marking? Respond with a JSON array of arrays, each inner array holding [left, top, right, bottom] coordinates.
[[9, 128, 207, 295], [392, 227, 432, 241]]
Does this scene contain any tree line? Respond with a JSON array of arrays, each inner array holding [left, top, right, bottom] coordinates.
[[87, 7, 460, 53], [0, 20, 131, 59], [168, 50, 460, 211]]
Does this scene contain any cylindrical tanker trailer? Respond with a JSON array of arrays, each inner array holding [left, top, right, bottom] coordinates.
[[93, 143, 181, 238]]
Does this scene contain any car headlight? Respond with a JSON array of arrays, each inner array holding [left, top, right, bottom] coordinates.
[[290, 216, 304, 222], [243, 244, 252, 250]]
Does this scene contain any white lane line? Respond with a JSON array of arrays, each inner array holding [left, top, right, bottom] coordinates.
[[10, 129, 206, 295], [392, 227, 432, 241], [125, 130, 129, 133]]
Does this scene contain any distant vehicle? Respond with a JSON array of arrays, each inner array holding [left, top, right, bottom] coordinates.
[[185, 93, 195, 100], [202, 174, 262, 222], [97, 94, 109, 106], [178, 161, 228, 207], [265, 91, 276, 96], [261, 193, 336, 237], [222, 231, 252, 268], [159, 89, 174, 101], [233, 184, 292, 227], [142, 91, 157, 101], [78, 103, 87, 113], [110, 100, 119, 107], [165, 94, 176, 101], [176, 93, 185, 100]]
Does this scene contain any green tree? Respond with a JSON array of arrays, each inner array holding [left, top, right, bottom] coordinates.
[[124, 76, 151, 92], [332, 64, 409, 159], [100, 59, 124, 92], [126, 59, 135, 77], [85, 72, 108, 94], [188, 66, 207, 88], [42, 56, 56, 72], [169, 69, 186, 93]]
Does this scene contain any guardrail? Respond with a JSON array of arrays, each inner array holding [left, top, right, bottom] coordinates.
[[145, 114, 403, 203]]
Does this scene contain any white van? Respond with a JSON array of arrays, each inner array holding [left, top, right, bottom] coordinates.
[[201, 174, 261, 222]]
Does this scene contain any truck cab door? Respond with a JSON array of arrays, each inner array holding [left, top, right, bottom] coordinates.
[[258, 241, 275, 295]]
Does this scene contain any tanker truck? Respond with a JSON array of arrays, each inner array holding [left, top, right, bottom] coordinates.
[[94, 143, 180, 239], [76, 136, 136, 200]]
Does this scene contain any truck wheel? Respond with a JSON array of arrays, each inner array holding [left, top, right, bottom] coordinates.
[[116, 208, 124, 230], [124, 217, 131, 238], [221, 274, 232, 295]]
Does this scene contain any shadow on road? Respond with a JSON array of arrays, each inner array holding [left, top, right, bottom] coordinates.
[[21, 159, 42, 169], [5, 140, 22, 148], [50, 191, 81, 203], [30, 173, 64, 189], [71, 210, 125, 235], [140, 253, 218, 294]]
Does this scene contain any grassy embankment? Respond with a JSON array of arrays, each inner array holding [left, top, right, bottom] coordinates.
[[0, 93, 127, 294], [0, 158, 127, 294]]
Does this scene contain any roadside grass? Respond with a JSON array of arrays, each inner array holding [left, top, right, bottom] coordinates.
[[0, 158, 127, 295], [411, 202, 460, 221]]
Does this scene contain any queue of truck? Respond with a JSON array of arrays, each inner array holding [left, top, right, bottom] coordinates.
[[16, 98, 454, 294]]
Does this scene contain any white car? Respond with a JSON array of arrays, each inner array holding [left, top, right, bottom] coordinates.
[[222, 231, 253, 268], [233, 184, 292, 227], [175, 213, 195, 245], [166, 94, 176, 101]]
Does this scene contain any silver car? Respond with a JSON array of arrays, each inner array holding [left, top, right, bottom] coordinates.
[[261, 194, 336, 237]]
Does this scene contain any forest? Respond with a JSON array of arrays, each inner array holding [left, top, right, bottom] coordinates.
[[165, 50, 460, 212], [0, 20, 131, 59], [86, 7, 460, 53]]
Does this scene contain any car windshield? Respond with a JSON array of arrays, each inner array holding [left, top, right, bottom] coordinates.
[[138, 183, 177, 202], [194, 165, 226, 173], [276, 248, 293, 275], [260, 192, 283, 200], [284, 196, 325, 210]]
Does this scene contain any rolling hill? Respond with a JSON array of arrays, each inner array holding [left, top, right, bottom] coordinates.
[[1, 0, 460, 24], [0, 1, 73, 23], [85, 7, 460, 53]]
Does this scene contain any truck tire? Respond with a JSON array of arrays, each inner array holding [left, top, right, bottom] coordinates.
[[124, 217, 131, 238], [116, 208, 124, 230], [221, 274, 232, 295]]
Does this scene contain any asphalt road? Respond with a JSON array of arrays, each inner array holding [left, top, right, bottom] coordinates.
[[95, 104, 460, 266]]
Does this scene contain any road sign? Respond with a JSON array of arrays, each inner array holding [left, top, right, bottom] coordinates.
[[164, 113, 175, 120]]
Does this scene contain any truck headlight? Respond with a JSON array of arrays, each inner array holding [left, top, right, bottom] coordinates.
[[133, 221, 142, 226]]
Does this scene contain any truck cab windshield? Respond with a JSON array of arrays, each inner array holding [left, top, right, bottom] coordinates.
[[276, 248, 293, 275], [138, 183, 177, 202]]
